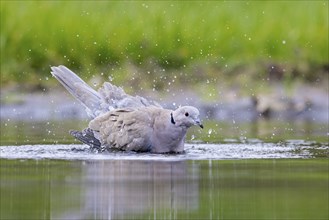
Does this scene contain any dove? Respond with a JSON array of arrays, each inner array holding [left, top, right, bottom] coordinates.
[[51, 65, 203, 153]]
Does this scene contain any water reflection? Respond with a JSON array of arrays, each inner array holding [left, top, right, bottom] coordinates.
[[64, 160, 198, 219], [1, 159, 200, 219], [1, 159, 328, 220]]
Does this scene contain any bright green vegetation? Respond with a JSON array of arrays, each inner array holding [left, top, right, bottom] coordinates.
[[1, 1, 328, 88]]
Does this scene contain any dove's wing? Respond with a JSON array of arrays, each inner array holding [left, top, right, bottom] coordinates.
[[88, 107, 188, 153], [89, 108, 158, 152], [98, 82, 162, 111], [51, 65, 161, 118]]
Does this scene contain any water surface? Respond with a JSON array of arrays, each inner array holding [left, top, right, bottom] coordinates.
[[1, 159, 328, 220], [0, 119, 328, 219]]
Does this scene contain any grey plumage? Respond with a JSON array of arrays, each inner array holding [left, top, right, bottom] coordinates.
[[51, 65, 102, 118], [51, 65, 161, 117], [69, 128, 101, 150], [51, 65, 203, 153]]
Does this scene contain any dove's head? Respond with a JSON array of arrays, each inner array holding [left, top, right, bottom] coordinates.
[[172, 106, 203, 129]]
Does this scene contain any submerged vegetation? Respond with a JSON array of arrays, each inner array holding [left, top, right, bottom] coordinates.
[[1, 1, 328, 90]]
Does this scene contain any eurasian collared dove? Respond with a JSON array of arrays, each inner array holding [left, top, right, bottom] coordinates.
[[51, 65, 203, 153]]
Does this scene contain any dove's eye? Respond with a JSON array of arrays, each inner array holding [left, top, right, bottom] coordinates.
[[185, 112, 189, 117]]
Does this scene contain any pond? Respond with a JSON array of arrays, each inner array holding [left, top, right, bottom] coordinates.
[[0, 119, 328, 219]]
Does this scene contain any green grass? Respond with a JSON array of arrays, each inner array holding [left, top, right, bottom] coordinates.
[[1, 1, 328, 88]]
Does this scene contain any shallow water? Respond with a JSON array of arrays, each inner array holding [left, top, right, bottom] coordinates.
[[0, 141, 328, 160], [1, 158, 328, 219], [0, 119, 328, 219]]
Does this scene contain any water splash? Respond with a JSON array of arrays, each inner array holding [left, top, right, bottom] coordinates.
[[0, 141, 327, 161]]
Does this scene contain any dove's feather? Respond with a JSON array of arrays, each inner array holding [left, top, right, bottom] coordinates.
[[51, 65, 203, 153], [89, 107, 187, 153], [51, 66, 102, 117], [98, 82, 162, 111], [51, 65, 161, 118], [69, 128, 101, 150]]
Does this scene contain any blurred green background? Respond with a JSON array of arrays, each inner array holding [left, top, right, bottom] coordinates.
[[1, 1, 328, 90]]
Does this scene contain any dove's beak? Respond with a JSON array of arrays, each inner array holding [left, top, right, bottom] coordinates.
[[195, 120, 204, 129]]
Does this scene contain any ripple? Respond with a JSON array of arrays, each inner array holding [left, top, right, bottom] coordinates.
[[0, 141, 327, 161]]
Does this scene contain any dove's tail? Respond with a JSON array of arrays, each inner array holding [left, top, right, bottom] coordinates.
[[51, 65, 102, 118], [70, 128, 102, 151]]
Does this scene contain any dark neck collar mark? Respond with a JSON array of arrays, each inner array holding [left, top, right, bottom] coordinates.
[[170, 112, 176, 125]]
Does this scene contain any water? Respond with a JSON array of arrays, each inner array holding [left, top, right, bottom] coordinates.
[[0, 142, 328, 160], [1, 159, 328, 219], [0, 120, 328, 219]]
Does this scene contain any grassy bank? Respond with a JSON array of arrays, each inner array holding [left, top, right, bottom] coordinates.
[[1, 1, 328, 89]]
